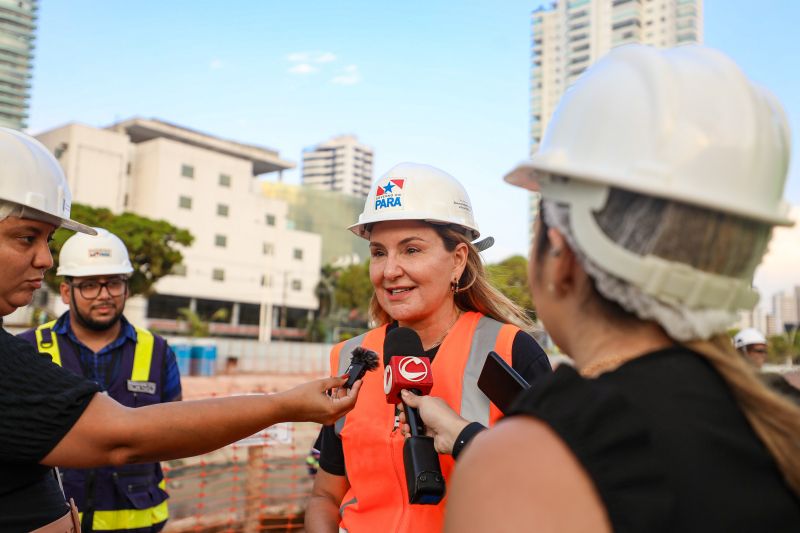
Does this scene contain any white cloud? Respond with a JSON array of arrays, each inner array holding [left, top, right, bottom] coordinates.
[[287, 51, 337, 63], [753, 205, 800, 305], [331, 64, 361, 85], [209, 59, 224, 70], [289, 63, 318, 74], [315, 52, 337, 63]]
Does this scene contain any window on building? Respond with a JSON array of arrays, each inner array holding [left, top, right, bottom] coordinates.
[[217, 203, 229, 217], [181, 164, 194, 178], [212, 268, 225, 281], [215, 234, 227, 247], [179, 196, 192, 209], [146, 294, 191, 319], [263, 242, 274, 255], [171, 264, 187, 276], [239, 303, 261, 326], [266, 214, 276, 226], [293, 248, 303, 260], [196, 298, 233, 322], [260, 274, 272, 287], [219, 174, 231, 187], [291, 279, 302, 291]]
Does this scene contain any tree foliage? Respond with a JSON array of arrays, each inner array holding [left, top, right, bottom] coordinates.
[[334, 261, 373, 314], [768, 331, 800, 365], [45, 203, 194, 297], [486, 255, 535, 319]]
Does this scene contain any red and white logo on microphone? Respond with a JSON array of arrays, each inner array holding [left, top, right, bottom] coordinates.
[[384, 356, 434, 401]]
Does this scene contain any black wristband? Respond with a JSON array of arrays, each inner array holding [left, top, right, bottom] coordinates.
[[452, 422, 486, 460]]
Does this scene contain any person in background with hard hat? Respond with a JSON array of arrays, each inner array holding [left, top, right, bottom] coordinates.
[[304, 163, 551, 533], [18, 228, 182, 533], [733, 328, 800, 405], [439, 44, 800, 532], [733, 328, 770, 368], [0, 127, 361, 533]]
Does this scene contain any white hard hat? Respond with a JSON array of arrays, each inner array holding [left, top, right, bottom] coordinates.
[[733, 328, 767, 349], [0, 128, 95, 235], [349, 162, 480, 240], [504, 45, 792, 313], [57, 227, 134, 277]]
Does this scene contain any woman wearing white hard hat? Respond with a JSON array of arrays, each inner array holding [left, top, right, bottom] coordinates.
[[442, 45, 800, 531], [305, 162, 551, 533], [0, 128, 361, 532]]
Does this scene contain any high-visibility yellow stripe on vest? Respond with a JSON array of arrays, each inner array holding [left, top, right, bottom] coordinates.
[[34, 322, 156, 383], [131, 327, 154, 381], [78, 480, 169, 530], [34, 319, 61, 366]]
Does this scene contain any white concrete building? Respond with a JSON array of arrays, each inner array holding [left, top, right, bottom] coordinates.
[[301, 134, 373, 198], [34, 119, 321, 340], [773, 290, 800, 334], [527, 0, 703, 226]]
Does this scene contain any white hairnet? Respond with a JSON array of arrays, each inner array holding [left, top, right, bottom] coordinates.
[[540, 192, 768, 342]]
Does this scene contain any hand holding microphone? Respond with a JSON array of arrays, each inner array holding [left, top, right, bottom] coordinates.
[[384, 327, 446, 505], [398, 391, 469, 455]]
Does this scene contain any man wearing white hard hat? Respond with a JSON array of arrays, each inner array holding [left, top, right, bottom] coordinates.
[[733, 328, 769, 368], [0, 127, 361, 532], [733, 328, 800, 405], [19, 228, 182, 533]]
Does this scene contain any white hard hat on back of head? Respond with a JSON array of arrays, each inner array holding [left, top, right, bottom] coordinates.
[[0, 127, 95, 235], [503, 44, 792, 313], [733, 328, 768, 349], [57, 227, 134, 277], [349, 162, 481, 241]]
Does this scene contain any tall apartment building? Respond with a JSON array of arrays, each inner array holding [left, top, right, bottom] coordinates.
[[34, 119, 322, 341], [773, 289, 800, 333], [0, 0, 37, 129], [301, 135, 374, 198], [528, 0, 703, 224]]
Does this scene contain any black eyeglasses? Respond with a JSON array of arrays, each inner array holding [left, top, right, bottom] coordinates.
[[70, 279, 127, 299]]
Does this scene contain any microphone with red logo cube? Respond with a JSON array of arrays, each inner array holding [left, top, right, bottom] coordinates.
[[383, 327, 445, 505]]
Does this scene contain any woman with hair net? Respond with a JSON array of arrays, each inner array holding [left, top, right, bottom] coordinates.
[[402, 45, 800, 532], [0, 128, 361, 532]]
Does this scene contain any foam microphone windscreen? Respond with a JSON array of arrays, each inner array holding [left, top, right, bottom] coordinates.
[[383, 326, 425, 366]]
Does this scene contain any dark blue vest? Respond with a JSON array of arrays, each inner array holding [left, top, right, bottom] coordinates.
[[19, 320, 170, 533]]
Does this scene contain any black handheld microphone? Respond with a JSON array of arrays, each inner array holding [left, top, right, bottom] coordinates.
[[384, 327, 445, 505]]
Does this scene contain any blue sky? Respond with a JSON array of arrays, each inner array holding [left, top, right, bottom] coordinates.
[[28, 1, 800, 301]]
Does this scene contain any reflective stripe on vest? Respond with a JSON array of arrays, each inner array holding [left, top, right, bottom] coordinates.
[[35, 323, 156, 383], [329, 312, 519, 533], [131, 327, 155, 382], [34, 319, 61, 366], [78, 479, 169, 530]]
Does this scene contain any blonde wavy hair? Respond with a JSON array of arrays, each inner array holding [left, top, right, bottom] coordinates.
[[369, 224, 535, 332]]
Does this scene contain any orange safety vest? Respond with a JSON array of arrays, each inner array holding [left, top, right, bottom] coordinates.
[[330, 311, 519, 533]]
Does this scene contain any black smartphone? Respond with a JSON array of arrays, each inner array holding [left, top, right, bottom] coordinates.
[[478, 351, 530, 414]]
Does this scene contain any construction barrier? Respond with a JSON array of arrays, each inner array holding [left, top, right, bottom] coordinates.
[[162, 372, 325, 533]]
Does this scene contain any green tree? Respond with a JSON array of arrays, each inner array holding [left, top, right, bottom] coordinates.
[[334, 261, 373, 314], [45, 203, 194, 296], [768, 329, 800, 365], [177, 307, 229, 338], [486, 255, 535, 319]]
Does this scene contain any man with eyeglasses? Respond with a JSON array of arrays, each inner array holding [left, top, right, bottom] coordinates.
[[19, 227, 182, 533]]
